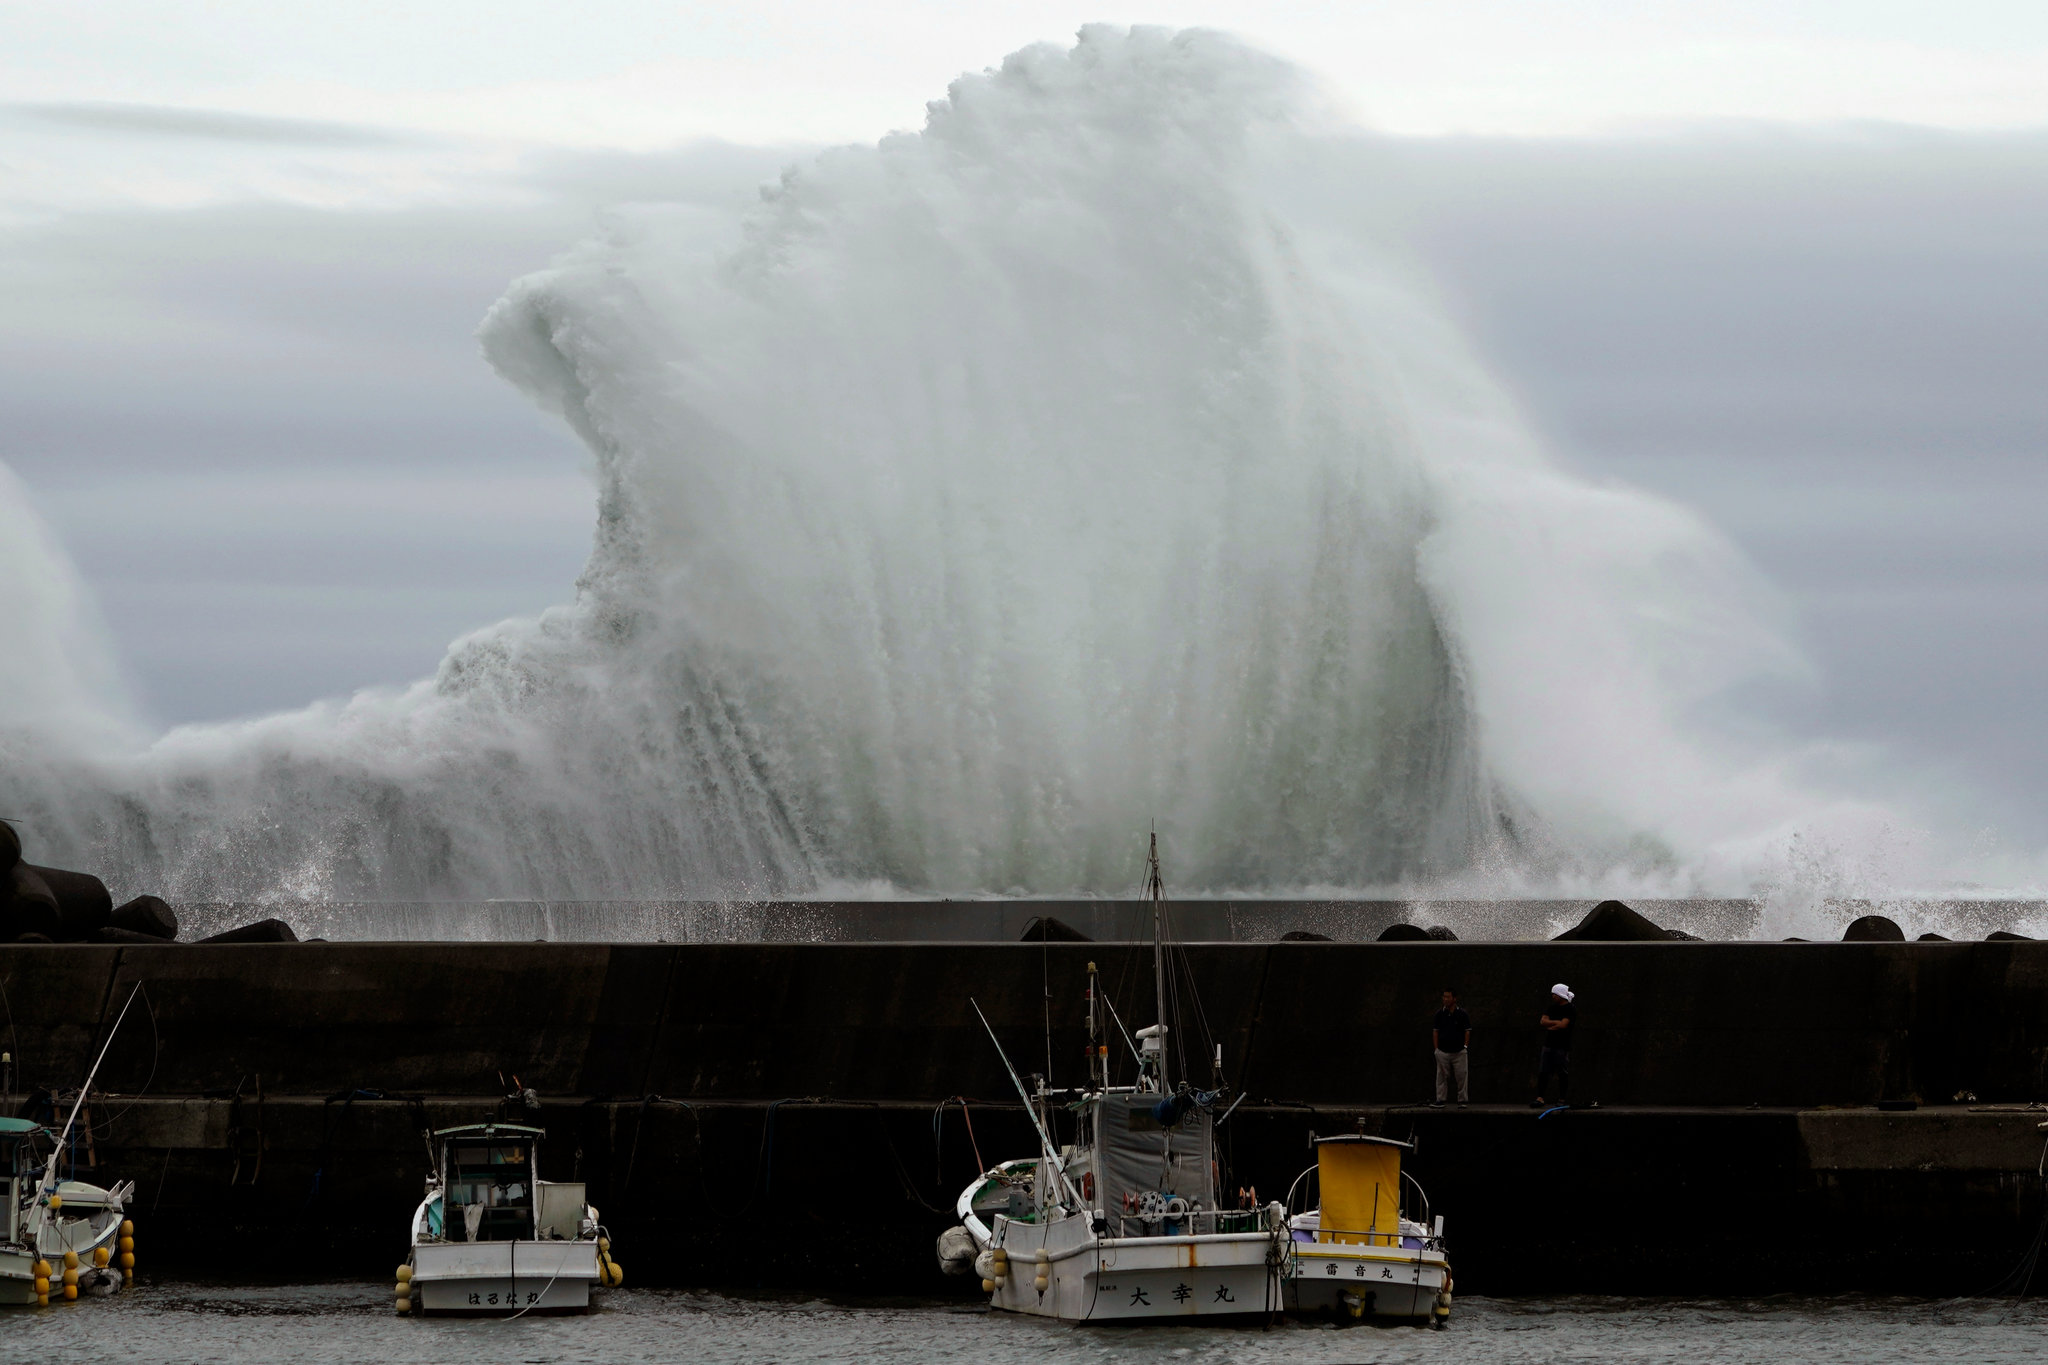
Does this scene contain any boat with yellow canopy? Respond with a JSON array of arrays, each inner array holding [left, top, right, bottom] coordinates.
[[1281, 1133, 1452, 1324]]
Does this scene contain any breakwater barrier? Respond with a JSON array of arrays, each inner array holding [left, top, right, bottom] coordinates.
[[169, 897, 2048, 944], [3, 938, 2045, 1293]]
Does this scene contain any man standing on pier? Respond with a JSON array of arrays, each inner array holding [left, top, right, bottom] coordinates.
[[1432, 988, 1472, 1107], [1534, 983, 1575, 1107]]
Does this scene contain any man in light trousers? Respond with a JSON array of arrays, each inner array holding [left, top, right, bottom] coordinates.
[[1432, 988, 1472, 1107]]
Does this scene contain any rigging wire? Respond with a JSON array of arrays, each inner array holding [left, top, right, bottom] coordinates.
[[1041, 926, 1054, 1113], [1097, 986, 1143, 1067], [933, 1096, 986, 1180], [1107, 943, 1138, 1089], [1141, 834, 1218, 1093], [0, 968, 21, 1088], [83, 983, 162, 1140]]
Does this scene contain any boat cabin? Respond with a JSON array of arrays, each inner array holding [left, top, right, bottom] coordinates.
[[1290, 1134, 1441, 1248], [437, 1124, 543, 1243], [1, 1117, 40, 1247], [431, 1123, 588, 1244], [1039, 1093, 1263, 1239]]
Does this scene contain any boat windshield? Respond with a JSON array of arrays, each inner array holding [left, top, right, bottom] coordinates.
[[8, 1129, 48, 1177], [443, 1142, 536, 1241]]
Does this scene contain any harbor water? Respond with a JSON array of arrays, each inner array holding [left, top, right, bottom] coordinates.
[[13, 1282, 2044, 1364]]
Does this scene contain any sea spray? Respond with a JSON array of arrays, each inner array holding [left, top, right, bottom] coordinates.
[[0, 28, 1847, 902]]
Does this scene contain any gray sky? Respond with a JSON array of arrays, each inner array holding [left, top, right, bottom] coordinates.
[[2, 5, 2045, 848], [1373, 132, 2048, 839]]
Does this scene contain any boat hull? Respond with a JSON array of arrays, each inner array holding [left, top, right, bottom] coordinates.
[[1283, 1241, 1450, 1322], [986, 1218, 1282, 1322], [410, 1241, 600, 1316], [2, 1181, 128, 1307], [0, 1248, 38, 1307]]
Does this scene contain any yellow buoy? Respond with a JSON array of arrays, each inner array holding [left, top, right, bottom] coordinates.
[[63, 1266, 79, 1285], [121, 1236, 135, 1253], [121, 1252, 135, 1269], [120, 1219, 134, 1237], [48, 1194, 61, 1211], [33, 1260, 50, 1279], [607, 1261, 625, 1288], [597, 1236, 610, 1254], [94, 1247, 110, 1267], [395, 1264, 412, 1282], [63, 1250, 79, 1270], [34, 1277, 49, 1295], [63, 1284, 77, 1301], [981, 1278, 995, 1293], [395, 1296, 411, 1314]]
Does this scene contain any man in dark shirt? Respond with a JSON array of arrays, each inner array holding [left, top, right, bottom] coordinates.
[[1431, 988, 1472, 1107], [1534, 983, 1576, 1107]]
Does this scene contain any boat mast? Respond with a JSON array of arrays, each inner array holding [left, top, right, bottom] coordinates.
[[1147, 829, 1168, 1092]]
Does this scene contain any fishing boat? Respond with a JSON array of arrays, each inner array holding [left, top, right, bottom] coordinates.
[[1281, 1133, 1452, 1325], [945, 835, 1287, 1322], [4, 987, 146, 1307], [2, 1121, 135, 1306], [400, 1122, 618, 1316]]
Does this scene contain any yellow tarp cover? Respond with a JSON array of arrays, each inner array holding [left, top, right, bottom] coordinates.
[[1317, 1139, 1401, 1246]]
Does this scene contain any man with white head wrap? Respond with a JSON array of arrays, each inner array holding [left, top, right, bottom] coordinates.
[[1533, 983, 1576, 1107]]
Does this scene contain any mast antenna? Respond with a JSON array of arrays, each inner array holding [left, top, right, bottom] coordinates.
[[31, 982, 142, 1238], [970, 999, 1082, 1208], [1148, 827, 1168, 1092]]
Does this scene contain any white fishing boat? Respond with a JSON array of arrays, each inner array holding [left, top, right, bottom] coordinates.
[[3, 1119, 136, 1306], [1281, 1133, 1452, 1325], [3, 1121, 135, 1309], [400, 1122, 618, 1316], [944, 835, 1288, 1322], [4, 988, 147, 1307]]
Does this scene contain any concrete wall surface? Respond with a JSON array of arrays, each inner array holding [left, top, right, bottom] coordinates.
[[3, 941, 2045, 1294], [3, 941, 2046, 1106]]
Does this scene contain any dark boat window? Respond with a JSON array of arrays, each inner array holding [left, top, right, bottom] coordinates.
[[444, 1141, 537, 1241]]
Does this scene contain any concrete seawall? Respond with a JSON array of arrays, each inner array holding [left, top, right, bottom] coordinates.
[[4, 940, 2045, 1293]]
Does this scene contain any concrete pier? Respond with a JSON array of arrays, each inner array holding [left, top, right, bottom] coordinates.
[[4, 938, 2045, 1292]]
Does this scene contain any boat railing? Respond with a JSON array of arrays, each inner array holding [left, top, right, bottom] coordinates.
[[1400, 1171, 1431, 1229], [1108, 1208, 1267, 1239], [1298, 1225, 1446, 1252]]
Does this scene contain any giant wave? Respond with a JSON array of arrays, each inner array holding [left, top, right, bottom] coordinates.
[[0, 27, 1874, 903]]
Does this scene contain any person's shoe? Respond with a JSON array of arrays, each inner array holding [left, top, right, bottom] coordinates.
[[1529, 1098, 1545, 1108], [1429, 1100, 1445, 1108], [1457, 1102, 1468, 1109]]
